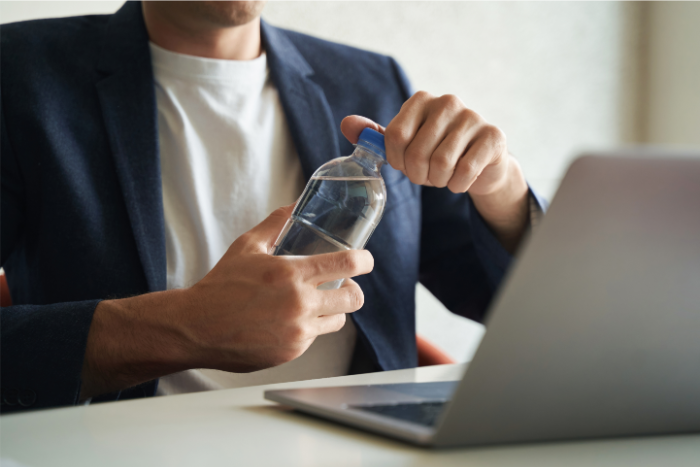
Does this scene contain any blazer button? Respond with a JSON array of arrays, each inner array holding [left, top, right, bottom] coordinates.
[[2, 388, 18, 406], [18, 389, 37, 407]]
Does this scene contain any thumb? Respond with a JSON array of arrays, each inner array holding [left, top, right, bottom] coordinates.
[[340, 115, 385, 144], [247, 203, 296, 252]]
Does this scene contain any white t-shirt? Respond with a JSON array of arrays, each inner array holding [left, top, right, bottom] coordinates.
[[149, 43, 357, 394]]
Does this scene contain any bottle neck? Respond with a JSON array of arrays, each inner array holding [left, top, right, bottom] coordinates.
[[351, 146, 385, 173]]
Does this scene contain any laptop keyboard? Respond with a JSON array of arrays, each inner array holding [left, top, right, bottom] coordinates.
[[352, 401, 447, 427]]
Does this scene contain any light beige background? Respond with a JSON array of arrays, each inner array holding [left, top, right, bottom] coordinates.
[[2, 1, 699, 362]]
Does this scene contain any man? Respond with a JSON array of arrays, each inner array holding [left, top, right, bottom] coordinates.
[[1, 1, 542, 413]]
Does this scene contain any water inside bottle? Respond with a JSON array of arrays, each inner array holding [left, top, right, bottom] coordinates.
[[273, 176, 386, 289]]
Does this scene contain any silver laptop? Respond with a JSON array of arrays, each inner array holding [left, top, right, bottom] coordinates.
[[265, 150, 700, 447]]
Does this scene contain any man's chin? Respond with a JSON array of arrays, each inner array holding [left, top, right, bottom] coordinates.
[[194, 1, 267, 28]]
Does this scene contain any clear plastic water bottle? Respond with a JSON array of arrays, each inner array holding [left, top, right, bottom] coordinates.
[[272, 128, 388, 290]]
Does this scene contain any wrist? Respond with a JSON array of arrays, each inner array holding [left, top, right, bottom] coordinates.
[[166, 286, 208, 368], [469, 155, 530, 253], [80, 288, 199, 399]]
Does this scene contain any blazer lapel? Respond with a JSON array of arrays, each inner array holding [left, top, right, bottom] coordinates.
[[95, 2, 166, 292], [262, 22, 383, 365], [91, 13, 341, 293], [262, 21, 341, 181]]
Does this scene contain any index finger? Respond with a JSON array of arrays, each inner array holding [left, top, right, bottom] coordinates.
[[384, 91, 432, 172], [296, 249, 374, 284]]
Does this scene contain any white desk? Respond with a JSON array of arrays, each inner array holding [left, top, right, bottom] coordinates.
[[1, 363, 698, 467]]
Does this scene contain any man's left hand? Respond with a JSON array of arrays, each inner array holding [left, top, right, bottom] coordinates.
[[341, 91, 531, 253]]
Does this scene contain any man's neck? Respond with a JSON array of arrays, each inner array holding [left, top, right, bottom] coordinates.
[[142, 4, 262, 61]]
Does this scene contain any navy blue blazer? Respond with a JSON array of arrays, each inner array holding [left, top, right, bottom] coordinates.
[[1, 2, 530, 413]]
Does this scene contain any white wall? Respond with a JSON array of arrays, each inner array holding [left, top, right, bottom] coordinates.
[[644, 2, 700, 147], [263, 1, 639, 361], [2, 1, 698, 362], [266, 2, 640, 200]]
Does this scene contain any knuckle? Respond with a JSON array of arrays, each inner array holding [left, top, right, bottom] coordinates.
[[287, 322, 308, 343], [404, 145, 427, 166], [412, 90, 433, 102], [285, 262, 303, 283], [463, 158, 481, 177], [438, 94, 464, 112], [455, 159, 480, 186], [308, 259, 325, 281], [262, 261, 297, 286], [483, 124, 507, 144], [267, 207, 293, 226], [286, 288, 307, 316], [233, 232, 256, 251], [341, 251, 360, 273], [236, 231, 252, 244], [337, 250, 372, 275], [458, 108, 481, 126], [261, 268, 283, 286], [270, 206, 289, 218], [431, 154, 454, 172], [384, 125, 412, 149]]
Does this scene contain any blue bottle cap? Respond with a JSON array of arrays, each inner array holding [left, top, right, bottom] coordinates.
[[357, 128, 386, 158]]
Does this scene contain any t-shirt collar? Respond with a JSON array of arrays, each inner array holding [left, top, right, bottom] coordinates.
[[149, 41, 268, 84]]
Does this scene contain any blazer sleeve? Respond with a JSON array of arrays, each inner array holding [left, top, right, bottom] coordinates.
[[1, 107, 100, 413], [387, 57, 546, 323], [418, 187, 500, 323]]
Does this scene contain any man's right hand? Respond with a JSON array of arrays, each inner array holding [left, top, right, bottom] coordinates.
[[80, 205, 373, 399], [182, 204, 373, 373]]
